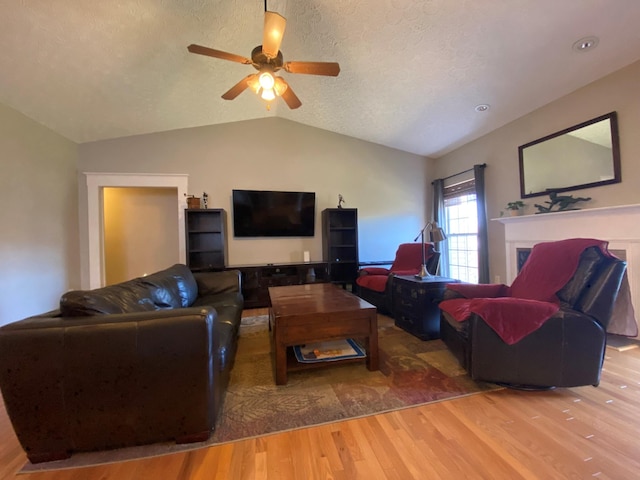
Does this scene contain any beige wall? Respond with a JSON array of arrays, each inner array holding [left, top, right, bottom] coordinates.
[[6, 59, 638, 311], [103, 187, 180, 284], [78, 118, 434, 280], [434, 59, 640, 283], [0, 103, 79, 326]]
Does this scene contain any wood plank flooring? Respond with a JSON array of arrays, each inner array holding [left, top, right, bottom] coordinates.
[[2, 310, 639, 479]]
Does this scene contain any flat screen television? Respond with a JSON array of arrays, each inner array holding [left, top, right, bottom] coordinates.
[[232, 189, 316, 237]]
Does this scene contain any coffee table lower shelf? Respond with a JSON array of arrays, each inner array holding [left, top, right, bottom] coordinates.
[[284, 343, 367, 373]]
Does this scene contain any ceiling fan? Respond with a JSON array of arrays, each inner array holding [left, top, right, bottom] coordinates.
[[187, 3, 340, 109]]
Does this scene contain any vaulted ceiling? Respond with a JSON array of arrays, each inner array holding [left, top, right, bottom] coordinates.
[[2, 1, 640, 157]]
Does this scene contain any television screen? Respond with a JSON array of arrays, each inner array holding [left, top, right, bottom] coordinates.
[[232, 190, 316, 237]]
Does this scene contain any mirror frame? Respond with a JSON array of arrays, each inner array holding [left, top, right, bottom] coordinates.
[[518, 111, 621, 199]]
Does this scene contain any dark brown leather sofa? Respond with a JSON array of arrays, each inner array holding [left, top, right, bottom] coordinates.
[[440, 245, 627, 389], [0, 264, 243, 463]]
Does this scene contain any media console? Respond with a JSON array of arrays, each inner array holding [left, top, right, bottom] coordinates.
[[226, 261, 330, 308], [184, 206, 359, 308]]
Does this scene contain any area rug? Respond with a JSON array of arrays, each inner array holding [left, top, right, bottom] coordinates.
[[21, 314, 499, 473]]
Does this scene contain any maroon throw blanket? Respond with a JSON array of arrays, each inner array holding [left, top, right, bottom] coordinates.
[[440, 297, 560, 344], [440, 238, 612, 345], [509, 238, 611, 302]]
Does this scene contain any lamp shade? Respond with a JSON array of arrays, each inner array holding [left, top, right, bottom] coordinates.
[[260, 88, 276, 101], [273, 76, 288, 96], [429, 222, 447, 243], [262, 11, 286, 59], [258, 71, 275, 90]]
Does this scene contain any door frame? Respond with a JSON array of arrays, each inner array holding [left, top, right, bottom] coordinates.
[[85, 172, 189, 289]]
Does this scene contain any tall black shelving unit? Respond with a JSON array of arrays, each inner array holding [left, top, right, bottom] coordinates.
[[322, 208, 359, 288], [185, 209, 228, 271]]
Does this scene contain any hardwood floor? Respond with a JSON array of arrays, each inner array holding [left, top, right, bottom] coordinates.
[[2, 310, 639, 479]]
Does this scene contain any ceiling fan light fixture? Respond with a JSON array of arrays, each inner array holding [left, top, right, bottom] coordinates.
[[259, 70, 275, 90], [262, 11, 286, 59], [260, 87, 276, 101], [247, 75, 261, 94], [273, 77, 288, 96]]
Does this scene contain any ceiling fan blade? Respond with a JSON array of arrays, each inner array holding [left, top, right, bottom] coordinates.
[[262, 11, 286, 59], [279, 79, 302, 109], [187, 44, 252, 65], [222, 74, 257, 100], [284, 61, 340, 76]]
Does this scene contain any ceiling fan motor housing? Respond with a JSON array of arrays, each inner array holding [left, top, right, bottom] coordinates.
[[251, 46, 284, 71]]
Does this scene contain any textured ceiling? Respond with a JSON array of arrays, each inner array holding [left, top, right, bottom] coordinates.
[[2, 0, 640, 157]]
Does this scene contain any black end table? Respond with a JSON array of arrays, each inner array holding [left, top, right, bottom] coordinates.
[[391, 275, 459, 340]]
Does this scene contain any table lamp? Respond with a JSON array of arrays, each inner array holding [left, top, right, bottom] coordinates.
[[413, 221, 447, 279]]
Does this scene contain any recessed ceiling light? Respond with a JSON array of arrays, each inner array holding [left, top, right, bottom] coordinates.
[[475, 104, 490, 112], [572, 36, 599, 53]]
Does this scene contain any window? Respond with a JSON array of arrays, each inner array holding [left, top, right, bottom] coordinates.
[[442, 179, 478, 283]]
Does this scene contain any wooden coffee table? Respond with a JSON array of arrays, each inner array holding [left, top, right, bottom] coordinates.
[[269, 283, 378, 385]]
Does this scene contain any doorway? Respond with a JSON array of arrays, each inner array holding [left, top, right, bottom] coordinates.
[[103, 187, 180, 285], [85, 173, 189, 289]]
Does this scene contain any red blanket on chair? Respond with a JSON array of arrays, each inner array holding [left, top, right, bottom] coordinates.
[[439, 238, 612, 344], [440, 297, 559, 344]]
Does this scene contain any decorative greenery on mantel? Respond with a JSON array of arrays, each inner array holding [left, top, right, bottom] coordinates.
[[506, 200, 525, 210], [493, 203, 640, 224], [534, 192, 592, 214], [500, 200, 526, 217]]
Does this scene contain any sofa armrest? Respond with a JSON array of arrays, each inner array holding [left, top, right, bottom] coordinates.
[[193, 270, 242, 296], [0, 307, 219, 458]]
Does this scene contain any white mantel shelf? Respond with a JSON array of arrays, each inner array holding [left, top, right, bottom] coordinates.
[[493, 203, 640, 226], [492, 203, 640, 338], [492, 204, 640, 245]]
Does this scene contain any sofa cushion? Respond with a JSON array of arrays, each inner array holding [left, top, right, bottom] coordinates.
[[141, 264, 198, 308], [144, 281, 182, 309], [60, 264, 198, 316], [355, 275, 389, 293], [60, 281, 157, 316], [360, 267, 391, 276], [212, 303, 243, 327], [193, 270, 242, 297], [194, 291, 243, 309]]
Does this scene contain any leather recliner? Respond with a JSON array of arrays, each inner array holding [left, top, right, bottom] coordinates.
[[356, 242, 439, 314], [439, 239, 629, 389]]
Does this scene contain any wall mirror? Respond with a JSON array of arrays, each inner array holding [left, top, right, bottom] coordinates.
[[518, 111, 620, 198]]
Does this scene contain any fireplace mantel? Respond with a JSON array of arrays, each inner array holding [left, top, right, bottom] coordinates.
[[495, 203, 640, 229], [493, 204, 640, 338]]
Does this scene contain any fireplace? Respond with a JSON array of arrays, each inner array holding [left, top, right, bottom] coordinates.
[[495, 204, 640, 338]]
